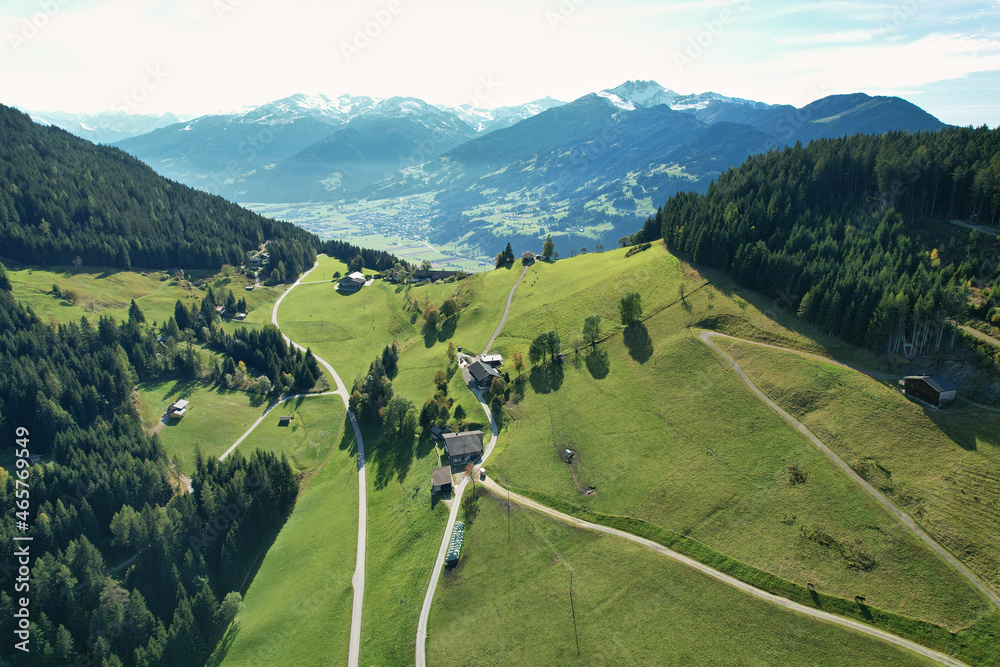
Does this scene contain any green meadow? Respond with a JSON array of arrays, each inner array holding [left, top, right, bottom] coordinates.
[[715, 338, 1000, 592], [484, 246, 987, 631], [138, 377, 344, 475], [214, 420, 357, 667], [427, 489, 936, 666]]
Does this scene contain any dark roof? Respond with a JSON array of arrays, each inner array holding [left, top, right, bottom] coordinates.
[[905, 375, 957, 393], [429, 425, 453, 439], [413, 269, 457, 280], [468, 360, 500, 382], [432, 466, 452, 487], [443, 430, 484, 457]]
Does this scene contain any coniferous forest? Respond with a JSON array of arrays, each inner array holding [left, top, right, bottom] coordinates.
[[0, 279, 298, 666], [630, 127, 1000, 354]]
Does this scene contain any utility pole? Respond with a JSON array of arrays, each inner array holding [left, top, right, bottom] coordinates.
[[507, 483, 511, 542], [569, 568, 580, 656]]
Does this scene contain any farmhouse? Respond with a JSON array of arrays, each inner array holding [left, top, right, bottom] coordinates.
[[338, 272, 366, 292], [167, 399, 190, 419], [412, 269, 458, 282], [480, 353, 503, 368], [442, 430, 484, 466], [902, 375, 958, 407], [522, 251, 536, 264], [432, 466, 453, 494], [468, 360, 500, 389]]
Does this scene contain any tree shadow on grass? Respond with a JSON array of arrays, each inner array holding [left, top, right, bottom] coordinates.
[[370, 435, 415, 490], [623, 322, 653, 364], [529, 360, 565, 394], [423, 314, 459, 348], [584, 347, 610, 379]]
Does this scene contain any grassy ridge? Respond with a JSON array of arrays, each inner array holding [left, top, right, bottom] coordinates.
[[716, 338, 1000, 593], [428, 489, 937, 666], [489, 252, 986, 631]]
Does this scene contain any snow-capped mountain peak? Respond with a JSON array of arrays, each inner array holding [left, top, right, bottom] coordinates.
[[603, 80, 679, 108]]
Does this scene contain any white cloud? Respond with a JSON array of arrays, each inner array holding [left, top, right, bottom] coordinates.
[[774, 29, 876, 46]]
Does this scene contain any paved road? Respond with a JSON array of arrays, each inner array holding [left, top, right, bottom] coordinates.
[[478, 477, 968, 667], [271, 263, 369, 667], [415, 268, 527, 667], [700, 331, 1000, 610], [483, 264, 530, 354]]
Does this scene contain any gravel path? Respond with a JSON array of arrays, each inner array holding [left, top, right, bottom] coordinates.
[[700, 330, 1000, 609]]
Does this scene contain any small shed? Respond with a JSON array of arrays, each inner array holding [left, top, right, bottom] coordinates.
[[167, 399, 190, 419], [903, 376, 958, 407], [432, 466, 453, 494], [480, 353, 503, 368], [278, 415, 293, 426]]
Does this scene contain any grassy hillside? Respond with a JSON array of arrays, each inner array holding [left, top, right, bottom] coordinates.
[[485, 245, 987, 630], [428, 489, 936, 666], [714, 338, 1000, 590], [214, 420, 357, 666], [138, 378, 344, 475]]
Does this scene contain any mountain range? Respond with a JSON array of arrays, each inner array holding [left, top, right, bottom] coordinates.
[[30, 80, 947, 254]]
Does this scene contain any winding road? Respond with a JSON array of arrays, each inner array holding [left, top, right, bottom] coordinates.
[[415, 265, 528, 667], [478, 476, 968, 667], [413, 267, 986, 665], [700, 331, 1000, 610], [218, 262, 369, 667]]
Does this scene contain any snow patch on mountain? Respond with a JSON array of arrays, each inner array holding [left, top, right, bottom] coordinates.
[[595, 90, 636, 111]]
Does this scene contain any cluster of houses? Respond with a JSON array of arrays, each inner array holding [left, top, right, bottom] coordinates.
[[430, 353, 506, 494]]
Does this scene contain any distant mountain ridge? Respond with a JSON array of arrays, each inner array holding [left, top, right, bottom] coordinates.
[[25, 81, 947, 255], [24, 109, 185, 144]]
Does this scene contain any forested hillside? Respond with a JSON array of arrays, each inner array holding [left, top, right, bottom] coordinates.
[[0, 278, 297, 666], [634, 127, 1000, 353], [0, 104, 317, 271]]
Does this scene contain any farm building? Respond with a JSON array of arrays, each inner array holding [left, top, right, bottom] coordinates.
[[521, 251, 536, 264], [432, 466, 453, 494], [442, 430, 484, 466], [167, 399, 190, 419], [338, 272, 366, 292], [278, 416, 292, 426], [429, 425, 453, 440], [412, 269, 458, 282], [480, 353, 503, 368], [902, 375, 958, 407], [468, 360, 500, 389]]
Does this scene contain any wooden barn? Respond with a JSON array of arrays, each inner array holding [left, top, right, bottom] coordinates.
[[902, 375, 957, 407], [432, 466, 453, 494]]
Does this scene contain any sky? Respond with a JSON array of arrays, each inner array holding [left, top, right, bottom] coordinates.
[[0, 0, 998, 126]]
